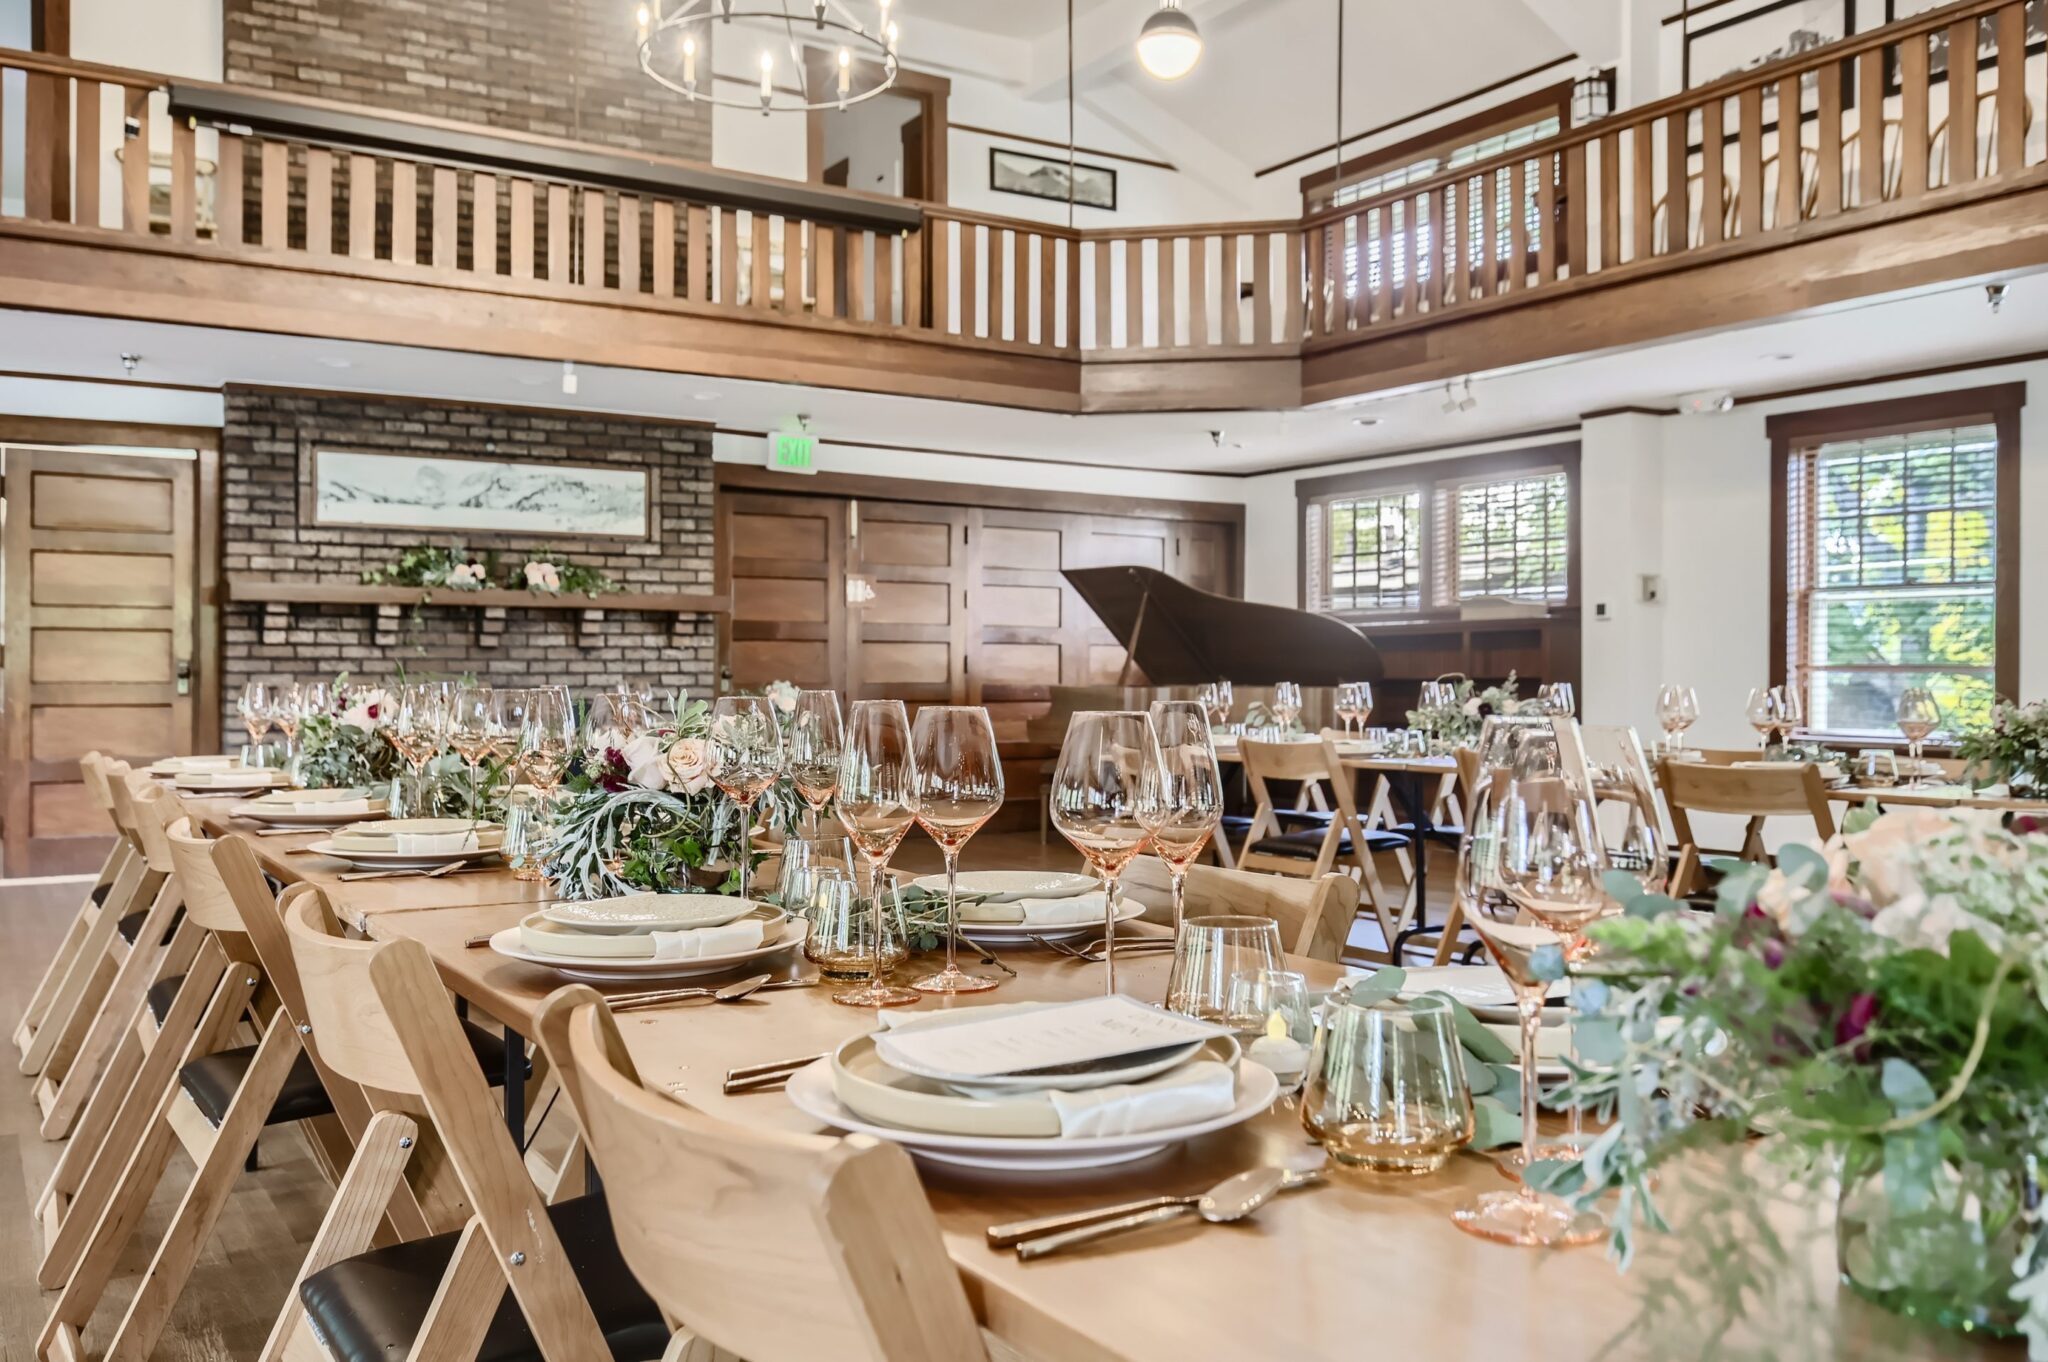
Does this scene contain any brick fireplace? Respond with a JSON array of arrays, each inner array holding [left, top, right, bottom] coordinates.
[[219, 386, 718, 733]]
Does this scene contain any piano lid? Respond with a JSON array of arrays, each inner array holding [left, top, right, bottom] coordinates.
[[1061, 566, 1383, 686]]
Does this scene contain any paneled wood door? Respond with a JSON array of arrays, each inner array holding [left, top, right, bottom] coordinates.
[[724, 490, 846, 692], [2, 447, 196, 875], [848, 500, 968, 704]]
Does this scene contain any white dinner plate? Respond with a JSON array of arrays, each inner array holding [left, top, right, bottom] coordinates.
[[874, 1003, 1225, 1093], [149, 754, 241, 776], [785, 1052, 1278, 1172], [174, 769, 293, 792], [230, 789, 390, 828], [958, 897, 1146, 945], [303, 838, 502, 871], [1396, 965, 1567, 1024], [488, 915, 807, 981], [541, 893, 762, 934], [911, 870, 1099, 903]]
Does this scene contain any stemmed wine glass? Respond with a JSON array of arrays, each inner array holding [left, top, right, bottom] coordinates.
[[1451, 735, 1609, 1249], [387, 682, 444, 814], [1050, 711, 1160, 996], [512, 688, 577, 881], [449, 684, 496, 808], [1536, 682, 1576, 718], [1197, 680, 1235, 733], [238, 681, 275, 754], [267, 683, 303, 762], [834, 699, 919, 1008], [1143, 701, 1223, 930], [490, 689, 531, 769], [1745, 685, 1781, 753], [787, 689, 845, 836], [1333, 684, 1360, 736], [1271, 682, 1303, 733], [1897, 687, 1942, 786], [908, 706, 1006, 995], [1655, 683, 1700, 752], [707, 696, 785, 907], [1775, 684, 1804, 747]]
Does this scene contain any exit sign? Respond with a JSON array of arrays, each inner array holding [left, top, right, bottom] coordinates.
[[771, 433, 817, 473]]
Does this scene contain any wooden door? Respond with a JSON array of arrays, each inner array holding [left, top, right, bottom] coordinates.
[[848, 500, 967, 704], [723, 490, 845, 693], [2, 447, 197, 875]]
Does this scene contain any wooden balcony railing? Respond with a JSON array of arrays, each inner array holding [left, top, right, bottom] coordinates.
[[0, 0, 2042, 409]]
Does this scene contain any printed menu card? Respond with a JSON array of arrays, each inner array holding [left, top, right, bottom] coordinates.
[[875, 996, 1226, 1080]]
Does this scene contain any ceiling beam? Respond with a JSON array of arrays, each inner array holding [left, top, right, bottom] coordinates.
[[1021, 0, 1266, 102]]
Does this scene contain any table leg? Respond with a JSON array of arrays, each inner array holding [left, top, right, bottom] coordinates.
[[1390, 772, 1435, 964], [502, 1023, 525, 1142]]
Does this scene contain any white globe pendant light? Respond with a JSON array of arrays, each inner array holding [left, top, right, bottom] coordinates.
[[1136, 1, 1202, 80]]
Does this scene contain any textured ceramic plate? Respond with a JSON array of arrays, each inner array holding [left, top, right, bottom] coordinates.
[[516, 905, 781, 958], [541, 893, 760, 934], [786, 1054, 1277, 1172], [230, 789, 389, 827], [911, 870, 1098, 903], [488, 915, 806, 981], [302, 838, 502, 870], [958, 897, 1146, 945], [173, 769, 291, 792], [149, 755, 241, 776], [873, 1004, 1231, 1094]]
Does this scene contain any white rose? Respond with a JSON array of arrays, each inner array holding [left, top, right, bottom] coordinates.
[[765, 680, 799, 714], [620, 733, 671, 791], [664, 737, 713, 795], [1842, 807, 1954, 903], [540, 564, 561, 591], [524, 561, 546, 586], [1463, 696, 1483, 717]]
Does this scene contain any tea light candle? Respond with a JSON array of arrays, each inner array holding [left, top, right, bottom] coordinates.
[[1246, 1010, 1309, 1081]]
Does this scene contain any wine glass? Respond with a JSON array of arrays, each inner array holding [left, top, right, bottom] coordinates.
[[238, 681, 275, 750], [449, 684, 496, 805], [1655, 683, 1700, 752], [908, 706, 1006, 995], [1897, 687, 1941, 786], [1271, 682, 1303, 732], [1332, 683, 1359, 737], [387, 682, 441, 814], [298, 679, 333, 730], [1050, 711, 1159, 996], [1774, 684, 1804, 748], [707, 696, 785, 907], [1537, 682, 1576, 718], [787, 689, 845, 836], [1451, 742, 1608, 1249], [834, 699, 919, 1008], [585, 691, 642, 746], [1349, 681, 1374, 733], [1197, 682, 1229, 732], [1745, 685, 1780, 753], [512, 688, 576, 880], [1143, 701, 1223, 930], [489, 689, 531, 770]]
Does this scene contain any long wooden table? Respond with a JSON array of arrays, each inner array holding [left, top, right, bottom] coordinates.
[[191, 802, 2009, 1362]]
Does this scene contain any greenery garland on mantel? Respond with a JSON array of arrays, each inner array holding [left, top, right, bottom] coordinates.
[[361, 542, 619, 598]]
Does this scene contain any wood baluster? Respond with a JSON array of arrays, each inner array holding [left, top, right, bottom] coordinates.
[[1630, 121, 1653, 261], [1427, 186, 1446, 303], [1342, 215, 1361, 330], [1948, 17, 1978, 186], [1371, 209, 1392, 321], [1596, 132, 1619, 271], [1398, 198, 1417, 315], [547, 182, 569, 280], [1035, 233, 1055, 347], [1504, 165, 1526, 291], [1091, 237, 1112, 348], [73, 79, 101, 229], [685, 204, 708, 300], [122, 88, 151, 234], [1451, 178, 1470, 302], [435, 168, 460, 271], [1564, 140, 1588, 278], [1133, 237, 1152, 346], [1251, 230, 1272, 343], [1857, 50, 1883, 206], [169, 117, 196, 242], [1900, 37, 1934, 199], [1738, 86, 1764, 236], [1188, 233, 1209, 346], [749, 211, 771, 307], [961, 221, 980, 338], [782, 216, 803, 312], [393, 162, 420, 265], [1995, 2, 2024, 175], [650, 200, 675, 298], [1536, 157, 1556, 283], [1482, 167, 1502, 294], [1665, 110, 1688, 251], [1776, 77, 1803, 230], [1012, 228, 1029, 343], [259, 140, 288, 250], [350, 154, 376, 260], [510, 179, 535, 279], [847, 228, 869, 324], [22, 70, 60, 220], [813, 223, 837, 318], [928, 219, 949, 334], [906, 226, 927, 330], [1158, 233, 1178, 347], [1218, 232, 1239, 344], [1294, 228, 1312, 340], [876, 231, 895, 326], [718, 207, 738, 303], [474, 173, 498, 277], [216, 136, 244, 246], [618, 195, 641, 294], [1699, 97, 1725, 245], [582, 188, 606, 287], [303, 146, 331, 256], [1816, 60, 1843, 216]]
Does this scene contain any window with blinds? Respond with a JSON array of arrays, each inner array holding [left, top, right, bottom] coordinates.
[[1313, 490, 1422, 610], [1784, 422, 2000, 736], [1453, 470, 1571, 601]]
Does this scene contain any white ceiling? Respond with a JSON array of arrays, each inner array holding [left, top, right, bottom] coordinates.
[[1, 278, 2040, 477]]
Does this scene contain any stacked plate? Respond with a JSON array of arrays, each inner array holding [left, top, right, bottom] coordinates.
[[305, 817, 504, 870], [489, 894, 805, 981], [787, 996, 1276, 1172], [913, 871, 1142, 944], [231, 787, 390, 828], [171, 764, 294, 793], [148, 754, 241, 778]]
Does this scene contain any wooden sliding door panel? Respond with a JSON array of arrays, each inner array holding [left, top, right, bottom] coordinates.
[[3, 446, 196, 875], [723, 492, 845, 692], [850, 501, 966, 703]]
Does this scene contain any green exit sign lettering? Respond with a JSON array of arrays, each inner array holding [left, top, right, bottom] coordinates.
[[771, 434, 817, 473]]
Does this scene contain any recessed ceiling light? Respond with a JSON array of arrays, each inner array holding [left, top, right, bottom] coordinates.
[[692, 391, 721, 401], [1353, 416, 1381, 427], [316, 357, 353, 370]]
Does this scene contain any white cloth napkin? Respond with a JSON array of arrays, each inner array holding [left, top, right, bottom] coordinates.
[[276, 797, 373, 817], [649, 918, 766, 960], [1044, 1060, 1237, 1138], [392, 829, 485, 854], [181, 770, 280, 789], [158, 755, 238, 773]]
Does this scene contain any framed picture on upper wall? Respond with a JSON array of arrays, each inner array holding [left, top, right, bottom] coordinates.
[[1880, 0, 2045, 80], [989, 148, 1117, 211], [309, 449, 652, 540], [1677, 0, 1854, 89]]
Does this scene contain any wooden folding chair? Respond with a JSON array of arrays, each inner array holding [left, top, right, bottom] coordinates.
[[14, 754, 133, 1066], [266, 888, 665, 1362], [533, 984, 1003, 1362], [1234, 736, 1410, 961], [1390, 746, 1485, 968], [17, 759, 163, 1079], [1121, 854, 1360, 964], [1658, 759, 1837, 899]]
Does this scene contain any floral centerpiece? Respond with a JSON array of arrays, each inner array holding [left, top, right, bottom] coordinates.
[[1536, 804, 2048, 1353], [1955, 699, 2048, 793], [1407, 671, 1524, 746], [511, 552, 617, 598], [292, 677, 403, 789], [361, 543, 617, 597]]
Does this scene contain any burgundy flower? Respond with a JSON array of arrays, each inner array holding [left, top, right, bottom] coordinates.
[[365, 703, 380, 720], [2013, 814, 2046, 837], [601, 774, 628, 793], [1835, 993, 1880, 1052], [1760, 938, 1786, 971]]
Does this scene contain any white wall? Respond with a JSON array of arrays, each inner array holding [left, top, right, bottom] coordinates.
[[0, 374, 223, 427], [69, 0, 220, 79]]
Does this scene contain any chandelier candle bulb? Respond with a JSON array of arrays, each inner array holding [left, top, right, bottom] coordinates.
[[838, 47, 850, 103], [682, 35, 696, 87], [759, 50, 773, 108]]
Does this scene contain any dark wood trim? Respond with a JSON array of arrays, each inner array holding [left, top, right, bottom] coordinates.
[[0, 414, 219, 450], [1298, 80, 1575, 198], [223, 577, 730, 613], [806, 61, 950, 206], [715, 426, 1266, 481], [1294, 439, 1581, 501], [195, 440, 221, 756], [30, 0, 69, 53], [1737, 349, 2048, 407], [949, 123, 1176, 173], [0, 368, 222, 395], [1662, 0, 1758, 26], [1256, 424, 1582, 480], [714, 462, 1247, 530], [1579, 404, 1680, 419], [1766, 381, 2024, 704], [233, 383, 716, 430], [1257, 56, 1577, 179]]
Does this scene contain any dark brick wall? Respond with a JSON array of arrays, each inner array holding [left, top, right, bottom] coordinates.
[[222, 0, 713, 160], [221, 387, 716, 732]]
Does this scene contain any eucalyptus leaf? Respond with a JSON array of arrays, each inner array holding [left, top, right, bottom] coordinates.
[[1470, 1096, 1522, 1149], [1626, 891, 1682, 920], [1347, 966, 1407, 1006], [1488, 1063, 1523, 1115], [1880, 1057, 1937, 1115], [1462, 1049, 1500, 1096], [1839, 797, 1884, 835], [1883, 1125, 1940, 1216], [1525, 1157, 1585, 1197], [1529, 942, 1567, 983], [1602, 869, 1647, 908], [1429, 992, 1515, 1064], [1574, 1016, 1625, 1066]]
